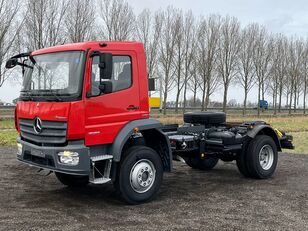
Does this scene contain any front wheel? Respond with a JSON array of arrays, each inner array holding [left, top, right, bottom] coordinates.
[[246, 135, 278, 179], [115, 146, 163, 204], [55, 172, 89, 187]]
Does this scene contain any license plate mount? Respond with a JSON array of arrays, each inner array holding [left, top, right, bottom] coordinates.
[[31, 149, 45, 158]]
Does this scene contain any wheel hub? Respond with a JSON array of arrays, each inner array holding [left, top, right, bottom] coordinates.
[[130, 159, 156, 193], [259, 144, 274, 170]]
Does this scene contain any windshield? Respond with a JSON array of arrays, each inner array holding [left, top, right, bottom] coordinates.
[[21, 51, 85, 101]]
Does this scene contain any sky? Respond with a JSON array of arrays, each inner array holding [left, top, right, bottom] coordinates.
[[1, 0, 308, 105]]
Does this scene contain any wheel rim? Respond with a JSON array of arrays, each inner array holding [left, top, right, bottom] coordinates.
[[259, 144, 274, 170], [130, 159, 156, 193]]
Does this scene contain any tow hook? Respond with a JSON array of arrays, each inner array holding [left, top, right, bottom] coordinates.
[[181, 141, 187, 149]]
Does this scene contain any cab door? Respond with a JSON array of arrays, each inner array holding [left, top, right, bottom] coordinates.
[[84, 51, 141, 146]]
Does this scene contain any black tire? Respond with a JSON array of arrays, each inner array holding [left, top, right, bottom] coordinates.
[[184, 157, 197, 169], [220, 156, 234, 162], [185, 156, 219, 170], [246, 135, 278, 179], [236, 150, 252, 178], [115, 146, 163, 204], [183, 112, 226, 125], [55, 172, 89, 187]]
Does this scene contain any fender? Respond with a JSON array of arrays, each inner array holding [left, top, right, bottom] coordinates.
[[111, 119, 172, 166], [247, 125, 281, 151]]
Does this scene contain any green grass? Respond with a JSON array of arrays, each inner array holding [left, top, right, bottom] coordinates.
[[287, 132, 308, 154], [0, 130, 17, 145], [0, 119, 15, 129]]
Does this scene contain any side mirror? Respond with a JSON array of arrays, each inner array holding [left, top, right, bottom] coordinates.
[[148, 78, 156, 91], [99, 53, 113, 80], [5, 58, 18, 69], [99, 80, 113, 94]]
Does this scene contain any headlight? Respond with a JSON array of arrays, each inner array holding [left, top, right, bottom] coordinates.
[[17, 143, 22, 155], [58, 151, 79, 166]]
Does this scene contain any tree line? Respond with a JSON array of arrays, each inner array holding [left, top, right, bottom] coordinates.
[[0, 0, 307, 116]]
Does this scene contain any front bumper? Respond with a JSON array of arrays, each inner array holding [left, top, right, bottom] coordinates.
[[17, 137, 90, 175]]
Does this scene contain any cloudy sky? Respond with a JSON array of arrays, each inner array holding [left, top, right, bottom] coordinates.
[[128, 0, 308, 36], [1, 0, 308, 104]]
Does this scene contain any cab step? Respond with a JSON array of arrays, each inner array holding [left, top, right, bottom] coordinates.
[[89, 177, 111, 184], [90, 155, 113, 184], [90, 155, 113, 162]]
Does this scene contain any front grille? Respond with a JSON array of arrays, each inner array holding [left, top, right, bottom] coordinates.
[[19, 118, 67, 145]]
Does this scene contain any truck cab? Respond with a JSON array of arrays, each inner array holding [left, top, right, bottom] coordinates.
[[7, 41, 293, 204], [16, 42, 151, 146]]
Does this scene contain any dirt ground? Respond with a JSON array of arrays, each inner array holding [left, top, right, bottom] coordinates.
[[0, 146, 307, 231]]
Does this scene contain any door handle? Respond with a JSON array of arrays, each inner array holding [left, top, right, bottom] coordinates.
[[127, 105, 139, 110]]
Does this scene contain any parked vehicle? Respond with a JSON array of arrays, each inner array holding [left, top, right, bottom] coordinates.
[[6, 41, 294, 204], [259, 100, 268, 110]]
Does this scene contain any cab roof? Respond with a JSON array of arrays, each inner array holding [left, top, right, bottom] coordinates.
[[31, 41, 144, 56]]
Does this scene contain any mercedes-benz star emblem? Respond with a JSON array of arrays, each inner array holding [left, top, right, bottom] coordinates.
[[33, 117, 43, 134]]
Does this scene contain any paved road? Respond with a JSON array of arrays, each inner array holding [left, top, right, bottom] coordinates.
[[0, 146, 307, 231]]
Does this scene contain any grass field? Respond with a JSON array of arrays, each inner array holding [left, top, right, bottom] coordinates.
[[0, 130, 17, 145], [1, 116, 307, 153], [0, 119, 14, 129]]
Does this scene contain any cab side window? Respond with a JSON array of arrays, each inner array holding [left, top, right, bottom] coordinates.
[[91, 55, 132, 95]]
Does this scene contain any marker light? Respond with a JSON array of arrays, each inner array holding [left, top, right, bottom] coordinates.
[[58, 151, 79, 165]]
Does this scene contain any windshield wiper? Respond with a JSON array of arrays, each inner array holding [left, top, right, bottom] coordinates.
[[35, 90, 64, 102], [20, 90, 34, 101], [21, 89, 65, 102]]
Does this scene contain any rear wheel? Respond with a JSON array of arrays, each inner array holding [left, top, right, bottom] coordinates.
[[246, 135, 278, 179], [236, 141, 253, 178], [185, 156, 219, 170], [55, 172, 89, 187], [115, 146, 163, 204], [236, 151, 252, 178]]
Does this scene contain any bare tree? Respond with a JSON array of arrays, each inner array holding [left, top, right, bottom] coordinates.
[[171, 10, 196, 113], [0, 0, 23, 87], [158, 7, 178, 115], [217, 16, 240, 112], [253, 25, 272, 117], [182, 11, 196, 112], [64, 0, 96, 43], [173, 10, 184, 113], [188, 58, 201, 107], [303, 40, 308, 114], [98, 0, 135, 41], [273, 34, 288, 113], [286, 37, 304, 114], [237, 24, 256, 115], [136, 9, 162, 82], [267, 64, 279, 114], [197, 15, 221, 111], [24, 0, 68, 50]]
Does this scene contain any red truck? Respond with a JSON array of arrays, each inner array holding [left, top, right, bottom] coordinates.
[[6, 41, 293, 204]]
